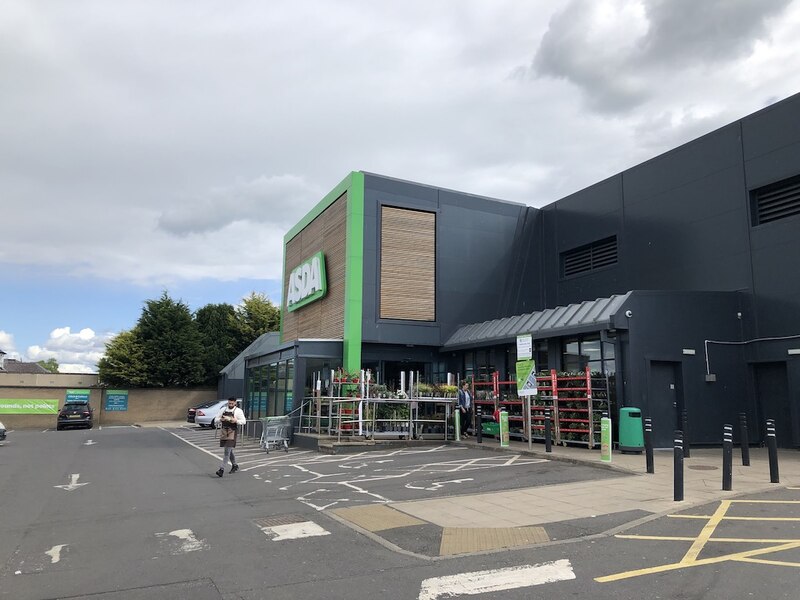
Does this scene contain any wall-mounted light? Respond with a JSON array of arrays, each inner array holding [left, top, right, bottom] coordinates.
[[788, 349, 800, 356], [682, 349, 696, 355]]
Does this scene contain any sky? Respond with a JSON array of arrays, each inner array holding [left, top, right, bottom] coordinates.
[[2, 0, 800, 373]]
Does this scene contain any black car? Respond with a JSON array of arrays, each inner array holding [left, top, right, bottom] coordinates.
[[57, 400, 93, 430]]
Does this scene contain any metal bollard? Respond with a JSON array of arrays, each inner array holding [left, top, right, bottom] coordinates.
[[674, 430, 684, 501], [544, 410, 552, 453], [644, 417, 654, 474], [766, 419, 780, 483], [739, 412, 750, 466], [722, 424, 733, 491], [682, 409, 691, 458], [476, 405, 483, 444]]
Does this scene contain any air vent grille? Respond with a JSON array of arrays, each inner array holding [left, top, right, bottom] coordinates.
[[562, 236, 618, 277]]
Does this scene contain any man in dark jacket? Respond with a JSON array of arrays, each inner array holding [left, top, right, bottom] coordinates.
[[457, 382, 472, 437]]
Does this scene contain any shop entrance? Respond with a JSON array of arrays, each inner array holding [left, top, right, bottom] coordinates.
[[753, 362, 794, 447], [381, 361, 427, 393], [648, 360, 684, 446]]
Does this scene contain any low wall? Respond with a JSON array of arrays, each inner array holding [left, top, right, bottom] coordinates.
[[0, 387, 217, 429]]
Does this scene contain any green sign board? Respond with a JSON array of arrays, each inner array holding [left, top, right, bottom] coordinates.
[[515, 359, 538, 396], [0, 399, 59, 414], [286, 251, 327, 312], [66, 389, 91, 402], [105, 390, 129, 412], [499, 410, 510, 448], [600, 417, 612, 462]]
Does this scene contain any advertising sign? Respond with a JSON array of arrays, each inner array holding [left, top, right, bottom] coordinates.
[[515, 359, 538, 396], [0, 399, 59, 414], [105, 390, 129, 412], [66, 389, 91, 403], [286, 251, 327, 312], [499, 410, 510, 447], [600, 416, 612, 463], [516, 334, 532, 360]]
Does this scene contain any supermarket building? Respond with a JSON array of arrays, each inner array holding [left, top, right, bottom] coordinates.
[[234, 92, 800, 449]]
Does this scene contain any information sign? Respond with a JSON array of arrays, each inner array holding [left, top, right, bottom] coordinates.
[[105, 390, 129, 412], [516, 334, 532, 360], [600, 417, 612, 463], [515, 359, 538, 396], [499, 410, 510, 448]]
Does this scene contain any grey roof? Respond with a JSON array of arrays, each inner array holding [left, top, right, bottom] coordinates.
[[219, 332, 281, 378], [1, 359, 50, 374], [442, 293, 632, 349]]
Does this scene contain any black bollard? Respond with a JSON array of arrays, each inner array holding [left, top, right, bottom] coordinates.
[[674, 430, 684, 501], [644, 417, 654, 474], [722, 424, 733, 491], [682, 409, 691, 458], [476, 405, 482, 444], [766, 419, 780, 483], [544, 410, 552, 453], [739, 412, 750, 466]]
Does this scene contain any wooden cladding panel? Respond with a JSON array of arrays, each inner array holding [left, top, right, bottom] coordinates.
[[283, 194, 347, 341], [380, 206, 436, 321]]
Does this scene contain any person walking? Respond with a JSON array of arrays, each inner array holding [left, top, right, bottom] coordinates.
[[457, 381, 472, 437], [215, 397, 246, 477]]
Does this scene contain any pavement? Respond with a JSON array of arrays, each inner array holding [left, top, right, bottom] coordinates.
[[330, 436, 800, 558]]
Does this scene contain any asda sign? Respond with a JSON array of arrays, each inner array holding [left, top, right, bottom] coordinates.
[[287, 251, 327, 312]]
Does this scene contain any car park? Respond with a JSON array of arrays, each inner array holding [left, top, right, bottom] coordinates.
[[193, 399, 229, 428], [56, 400, 93, 430], [186, 400, 220, 424], [0, 420, 6, 442]]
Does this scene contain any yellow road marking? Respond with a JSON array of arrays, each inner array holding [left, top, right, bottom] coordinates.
[[730, 500, 800, 503], [670, 515, 800, 521], [681, 500, 729, 563], [617, 534, 800, 543]]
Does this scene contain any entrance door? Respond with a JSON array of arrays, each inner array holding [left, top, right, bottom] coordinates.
[[648, 361, 684, 446], [753, 362, 794, 447]]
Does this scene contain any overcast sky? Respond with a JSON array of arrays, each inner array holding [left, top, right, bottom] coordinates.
[[2, 0, 800, 373]]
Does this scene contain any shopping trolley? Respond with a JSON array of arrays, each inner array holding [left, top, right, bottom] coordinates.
[[259, 416, 292, 453]]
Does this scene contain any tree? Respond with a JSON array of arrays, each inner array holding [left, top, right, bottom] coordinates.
[[233, 292, 281, 349], [37, 358, 59, 373], [137, 292, 205, 387], [97, 329, 148, 387], [195, 303, 239, 386]]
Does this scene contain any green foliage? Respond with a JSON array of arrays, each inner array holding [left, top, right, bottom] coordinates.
[[98, 329, 148, 387], [195, 303, 239, 386], [233, 292, 280, 349], [37, 358, 59, 373]]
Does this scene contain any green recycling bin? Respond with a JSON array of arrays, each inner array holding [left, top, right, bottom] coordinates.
[[618, 407, 644, 453]]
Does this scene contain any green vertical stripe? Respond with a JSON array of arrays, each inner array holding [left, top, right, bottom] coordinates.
[[343, 172, 365, 373]]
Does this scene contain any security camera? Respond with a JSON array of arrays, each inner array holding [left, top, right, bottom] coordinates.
[[625, 310, 633, 318]]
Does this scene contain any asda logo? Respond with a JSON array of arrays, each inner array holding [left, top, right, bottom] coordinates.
[[286, 251, 327, 312]]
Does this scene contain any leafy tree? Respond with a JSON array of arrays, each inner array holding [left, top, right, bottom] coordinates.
[[195, 303, 239, 386], [137, 292, 205, 387], [97, 329, 148, 387], [37, 358, 59, 373], [233, 292, 281, 349]]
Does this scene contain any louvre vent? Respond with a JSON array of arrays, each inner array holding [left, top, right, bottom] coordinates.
[[562, 236, 618, 278], [751, 175, 800, 226]]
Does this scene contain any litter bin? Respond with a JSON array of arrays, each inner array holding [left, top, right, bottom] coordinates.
[[618, 407, 644, 453]]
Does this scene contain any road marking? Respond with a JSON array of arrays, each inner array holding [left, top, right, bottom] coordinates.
[[155, 529, 208, 554], [259, 521, 330, 541], [83, 439, 96, 445], [405, 478, 474, 491], [418, 559, 575, 600], [598, 498, 800, 582], [45, 545, 67, 564], [54, 474, 90, 491]]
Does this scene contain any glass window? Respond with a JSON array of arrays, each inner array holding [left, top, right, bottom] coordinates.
[[582, 338, 601, 362]]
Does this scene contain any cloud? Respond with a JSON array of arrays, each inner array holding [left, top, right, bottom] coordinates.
[[0, 331, 19, 359], [532, 0, 793, 113], [26, 327, 114, 374]]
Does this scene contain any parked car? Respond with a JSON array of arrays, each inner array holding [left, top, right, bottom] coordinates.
[[193, 399, 229, 428], [187, 400, 220, 424], [0, 420, 6, 442], [56, 400, 93, 430]]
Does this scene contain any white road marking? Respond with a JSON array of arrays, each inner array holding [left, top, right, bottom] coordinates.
[[260, 521, 330, 541], [45, 545, 67, 564], [405, 478, 474, 491], [418, 559, 575, 600], [83, 439, 97, 445], [54, 474, 90, 491], [155, 529, 208, 554]]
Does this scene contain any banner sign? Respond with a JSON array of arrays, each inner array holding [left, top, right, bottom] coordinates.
[[287, 251, 327, 312], [0, 399, 59, 414], [516, 334, 532, 360], [515, 360, 538, 396], [66, 389, 91, 403], [105, 390, 129, 412], [499, 410, 510, 447], [600, 417, 612, 463]]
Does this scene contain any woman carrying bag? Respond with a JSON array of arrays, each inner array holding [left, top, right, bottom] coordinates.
[[215, 397, 246, 477]]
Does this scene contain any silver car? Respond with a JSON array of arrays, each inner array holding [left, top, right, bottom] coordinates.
[[193, 399, 229, 428], [0, 420, 6, 442]]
